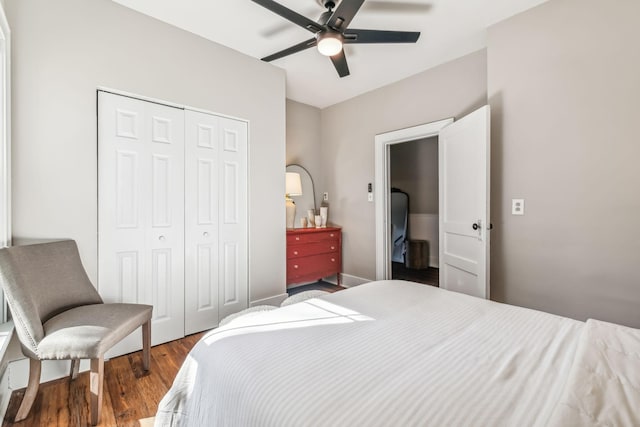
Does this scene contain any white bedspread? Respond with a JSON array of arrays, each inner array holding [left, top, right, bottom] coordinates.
[[154, 280, 628, 426], [547, 319, 640, 426]]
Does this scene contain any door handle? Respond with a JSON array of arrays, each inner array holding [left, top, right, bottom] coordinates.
[[472, 220, 483, 238]]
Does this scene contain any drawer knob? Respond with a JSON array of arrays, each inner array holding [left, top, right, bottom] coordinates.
[[295, 237, 300, 241], [293, 265, 299, 269], [330, 233, 334, 237], [331, 258, 335, 262], [330, 246, 335, 250], [293, 251, 298, 255]]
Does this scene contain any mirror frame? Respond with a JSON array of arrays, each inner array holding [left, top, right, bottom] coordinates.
[[286, 164, 316, 229]]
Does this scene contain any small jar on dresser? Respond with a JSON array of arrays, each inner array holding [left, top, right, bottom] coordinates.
[[286, 226, 342, 287]]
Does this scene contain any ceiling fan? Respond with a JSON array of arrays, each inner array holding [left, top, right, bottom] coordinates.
[[252, 0, 421, 78]]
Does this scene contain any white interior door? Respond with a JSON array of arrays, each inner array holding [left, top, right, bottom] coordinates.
[[217, 117, 249, 321], [184, 110, 220, 334], [438, 105, 490, 299], [98, 91, 185, 356]]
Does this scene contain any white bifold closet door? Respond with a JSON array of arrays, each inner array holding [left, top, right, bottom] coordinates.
[[99, 91, 249, 356], [184, 110, 248, 334], [98, 92, 185, 356]]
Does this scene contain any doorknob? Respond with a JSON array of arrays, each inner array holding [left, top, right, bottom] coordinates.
[[472, 220, 483, 235]]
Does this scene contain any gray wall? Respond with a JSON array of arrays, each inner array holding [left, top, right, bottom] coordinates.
[[6, 0, 287, 303], [488, 0, 640, 327], [286, 100, 323, 208], [390, 137, 438, 214], [320, 50, 487, 280]]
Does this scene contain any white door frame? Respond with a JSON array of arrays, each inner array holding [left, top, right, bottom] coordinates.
[[374, 118, 453, 280], [0, 4, 10, 323]]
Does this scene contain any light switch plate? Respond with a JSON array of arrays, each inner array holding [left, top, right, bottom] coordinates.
[[368, 193, 374, 202], [512, 199, 525, 215], [323, 192, 329, 201]]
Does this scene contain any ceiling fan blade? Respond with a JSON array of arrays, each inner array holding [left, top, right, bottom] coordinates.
[[260, 6, 319, 37], [327, 0, 365, 32], [363, 1, 432, 13], [262, 38, 317, 62], [251, 0, 323, 33], [344, 29, 420, 44], [330, 49, 350, 78]]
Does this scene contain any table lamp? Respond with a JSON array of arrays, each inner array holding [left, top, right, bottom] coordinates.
[[285, 172, 302, 228]]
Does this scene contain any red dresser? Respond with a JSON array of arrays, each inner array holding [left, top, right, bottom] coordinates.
[[287, 226, 342, 287]]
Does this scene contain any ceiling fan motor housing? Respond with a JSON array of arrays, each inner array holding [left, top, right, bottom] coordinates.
[[321, 0, 337, 11]]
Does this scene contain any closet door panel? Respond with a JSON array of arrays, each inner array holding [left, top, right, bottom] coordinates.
[[99, 93, 147, 309], [145, 102, 185, 343], [185, 110, 220, 334], [218, 117, 248, 321], [99, 92, 185, 358]]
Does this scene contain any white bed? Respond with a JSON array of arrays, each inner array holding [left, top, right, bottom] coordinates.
[[154, 280, 640, 426]]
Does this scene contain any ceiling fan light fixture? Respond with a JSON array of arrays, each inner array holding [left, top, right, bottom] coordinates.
[[316, 32, 344, 56]]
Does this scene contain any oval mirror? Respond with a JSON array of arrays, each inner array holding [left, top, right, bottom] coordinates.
[[286, 164, 316, 228]]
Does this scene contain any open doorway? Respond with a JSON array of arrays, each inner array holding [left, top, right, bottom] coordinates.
[[389, 137, 439, 286], [374, 118, 452, 282], [375, 107, 491, 299]]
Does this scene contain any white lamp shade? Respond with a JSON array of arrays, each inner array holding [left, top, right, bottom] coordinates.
[[285, 172, 303, 196]]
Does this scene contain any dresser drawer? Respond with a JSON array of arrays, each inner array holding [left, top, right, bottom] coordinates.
[[287, 230, 340, 245], [287, 241, 339, 258], [287, 253, 340, 280]]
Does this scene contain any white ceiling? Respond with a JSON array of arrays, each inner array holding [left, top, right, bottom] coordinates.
[[112, 0, 548, 108]]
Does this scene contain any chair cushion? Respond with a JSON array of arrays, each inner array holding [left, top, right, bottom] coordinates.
[[38, 303, 152, 360]]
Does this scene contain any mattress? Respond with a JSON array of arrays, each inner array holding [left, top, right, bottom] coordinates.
[[154, 280, 640, 426]]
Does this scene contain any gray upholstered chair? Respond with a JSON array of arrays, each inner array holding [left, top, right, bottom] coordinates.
[[0, 240, 152, 425]]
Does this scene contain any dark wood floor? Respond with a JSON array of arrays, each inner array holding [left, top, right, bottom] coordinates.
[[2, 332, 204, 427], [392, 262, 439, 287]]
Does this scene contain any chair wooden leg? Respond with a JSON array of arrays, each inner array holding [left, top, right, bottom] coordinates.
[[15, 358, 41, 422], [142, 320, 151, 371], [90, 356, 104, 426], [69, 358, 80, 381]]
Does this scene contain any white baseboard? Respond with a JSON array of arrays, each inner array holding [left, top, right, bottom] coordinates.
[[338, 273, 370, 288], [250, 293, 288, 307]]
